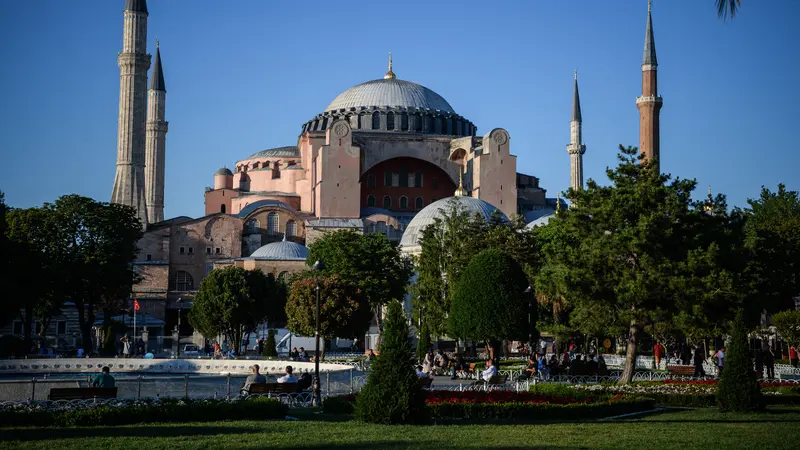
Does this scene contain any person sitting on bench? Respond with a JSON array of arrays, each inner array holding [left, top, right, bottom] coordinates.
[[91, 366, 115, 388], [277, 365, 297, 383], [481, 359, 497, 382], [242, 364, 267, 394]]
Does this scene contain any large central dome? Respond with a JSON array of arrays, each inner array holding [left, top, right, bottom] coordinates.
[[325, 78, 455, 114]]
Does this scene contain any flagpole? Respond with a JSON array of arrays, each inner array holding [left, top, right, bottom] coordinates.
[[133, 299, 137, 351]]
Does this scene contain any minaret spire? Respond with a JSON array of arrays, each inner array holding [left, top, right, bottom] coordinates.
[[112, 0, 151, 226], [636, 0, 663, 170], [384, 52, 396, 79], [145, 41, 168, 223], [567, 71, 586, 191]]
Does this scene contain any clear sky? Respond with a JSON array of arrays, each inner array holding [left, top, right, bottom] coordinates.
[[1, 0, 798, 218]]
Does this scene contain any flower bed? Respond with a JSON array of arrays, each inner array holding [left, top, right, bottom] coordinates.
[[0, 396, 287, 428]]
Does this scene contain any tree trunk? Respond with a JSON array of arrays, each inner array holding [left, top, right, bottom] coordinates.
[[320, 339, 327, 361], [619, 317, 639, 385]]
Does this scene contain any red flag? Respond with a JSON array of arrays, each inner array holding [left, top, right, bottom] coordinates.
[[134, 300, 140, 311]]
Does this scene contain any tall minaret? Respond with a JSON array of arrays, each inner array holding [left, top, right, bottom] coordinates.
[[636, 0, 663, 170], [111, 0, 150, 226], [145, 41, 168, 224], [567, 71, 586, 191]]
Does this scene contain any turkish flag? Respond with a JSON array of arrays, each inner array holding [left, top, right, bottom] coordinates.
[[134, 300, 140, 311]]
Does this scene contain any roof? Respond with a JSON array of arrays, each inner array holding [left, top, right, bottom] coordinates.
[[524, 213, 556, 229], [643, 7, 658, 66], [237, 200, 299, 218], [215, 167, 233, 176], [148, 215, 194, 229], [325, 78, 455, 114], [245, 146, 300, 160], [400, 196, 507, 250], [305, 218, 364, 229], [572, 74, 582, 122], [125, 0, 148, 13], [150, 46, 165, 91], [250, 240, 309, 261], [523, 208, 556, 224]]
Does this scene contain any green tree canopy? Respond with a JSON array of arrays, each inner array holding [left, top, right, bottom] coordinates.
[[717, 310, 763, 412], [772, 310, 800, 350], [449, 249, 531, 362], [306, 230, 412, 331], [189, 266, 282, 354], [285, 273, 371, 359]]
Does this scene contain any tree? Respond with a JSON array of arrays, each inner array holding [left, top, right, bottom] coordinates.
[[716, 0, 741, 21], [285, 273, 370, 360], [48, 195, 143, 350], [262, 330, 278, 358], [189, 266, 281, 354], [306, 230, 412, 334], [0, 191, 8, 325], [449, 249, 531, 362], [355, 301, 426, 424], [415, 323, 431, 363], [772, 310, 800, 351], [538, 146, 731, 384], [717, 310, 763, 411]]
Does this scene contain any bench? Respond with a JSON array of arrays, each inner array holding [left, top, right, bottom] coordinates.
[[48, 387, 118, 401], [247, 382, 301, 395], [418, 377, 433, 388], [667, 365, 695, 377], [456, 363, 477, 378]]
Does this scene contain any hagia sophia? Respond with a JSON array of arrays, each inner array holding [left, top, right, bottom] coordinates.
[[109, 0, 661, 347]]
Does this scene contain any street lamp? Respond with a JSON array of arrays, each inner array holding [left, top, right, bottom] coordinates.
[[311, 259, 325, 407], [525, 286, 533, 356], [176, 297, 183, 358]]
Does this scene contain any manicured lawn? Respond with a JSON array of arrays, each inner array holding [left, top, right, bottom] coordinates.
[[1, 406, 799, 449]]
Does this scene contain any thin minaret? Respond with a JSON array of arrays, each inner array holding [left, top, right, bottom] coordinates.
[[567, 70, 586, 191], [145, 40, 168, 224], [636, 0, 663, 169], [111, 0, 151, 226]]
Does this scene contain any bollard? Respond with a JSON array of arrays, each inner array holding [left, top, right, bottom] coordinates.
[[137, 376, 142, 398], [30, 378, 36, 401], [349, 368, 354, 394], [184, 374, 189, 398], [227, 373, 231, 397]]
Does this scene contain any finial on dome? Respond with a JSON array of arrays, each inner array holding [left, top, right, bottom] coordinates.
[[384, 52, 396, 80], [282, 233, 287, 242], [454, 167, 466, 196]]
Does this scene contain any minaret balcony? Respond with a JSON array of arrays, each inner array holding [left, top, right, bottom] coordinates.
[[636, 95, 663, 105]]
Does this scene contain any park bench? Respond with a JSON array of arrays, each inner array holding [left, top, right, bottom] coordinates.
[[418, 377, 433, 388], [48, 387, 118, 401], [247, 382, 301, 395], [666, 365, 695, 377], [456, 363, 477, 378]]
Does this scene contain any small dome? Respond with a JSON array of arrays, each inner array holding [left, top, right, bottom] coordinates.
[[400, 196, 507, 251], [524, 212, 555, 229], [250, 240, 309, 261], [325, 79, 455, 114], [215, 167, 233, 176]]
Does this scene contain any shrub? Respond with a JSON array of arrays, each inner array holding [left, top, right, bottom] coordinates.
[[323, 394, 357, 415], [716, 311, 764, 412], [355, 301, 427, 424], [262, 330, 278, 358]]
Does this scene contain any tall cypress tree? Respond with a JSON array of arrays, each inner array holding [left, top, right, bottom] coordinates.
[[716, 310, 763, 411], [355, 301, 426, 424]]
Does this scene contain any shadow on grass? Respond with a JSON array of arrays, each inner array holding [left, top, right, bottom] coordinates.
[[244, 445, 586, 450], [0, 425, 262, 442]]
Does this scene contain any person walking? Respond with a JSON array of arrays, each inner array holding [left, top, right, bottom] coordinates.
[[714, 347, 725, 378], [120, 335, 131, 358], [790, 346, 799, 368], [764, 344, 776, 379], [693, 346, 706, 378]]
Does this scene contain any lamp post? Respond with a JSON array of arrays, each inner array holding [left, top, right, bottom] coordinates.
[[176, 298, 183, 358], [311, 259, 325, 407], [525, 286, 533, 356]]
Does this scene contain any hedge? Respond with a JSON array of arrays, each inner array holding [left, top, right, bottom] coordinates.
[[0, 397, 287, 428]]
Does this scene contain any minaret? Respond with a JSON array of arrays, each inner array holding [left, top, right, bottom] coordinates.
[[111, 0, 151, 226], [145, 40, 168, 224], [636, 0, 663, 169], [567, 70, 586, 191]]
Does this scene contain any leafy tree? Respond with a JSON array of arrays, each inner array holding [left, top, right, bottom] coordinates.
[[355, 301, 426, 424], [306, 230, 412, 334], [189, 266, 281, 354], [285, 273, 370, 360], [717, 310, 763, 411], [262, 330, 278, 358], [415, 323, 431, 363], [772, 310, 800, 351], [48, 195, 143, 350], [538, 146, 732, 384], [449, 249, 531, 362], [716, 0, 741, 21]]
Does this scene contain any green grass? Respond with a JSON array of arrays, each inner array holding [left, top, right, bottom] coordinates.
[[2, 406, 800, 449]]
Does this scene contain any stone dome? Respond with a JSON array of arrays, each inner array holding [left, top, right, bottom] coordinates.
[[524, 212, 555, 229], [325, 79, 455, 114], [215, 167, 233, 176], [400, 196, 507, 252], [250, 240, 309, 261]]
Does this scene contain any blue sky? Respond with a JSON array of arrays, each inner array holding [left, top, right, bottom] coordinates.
[[1, 0, 798, 218]]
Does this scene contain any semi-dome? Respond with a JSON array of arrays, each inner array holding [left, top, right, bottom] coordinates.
[[325, 78, 455, 114], [400, 196, 507, 251], [250, 240, 309, 261]]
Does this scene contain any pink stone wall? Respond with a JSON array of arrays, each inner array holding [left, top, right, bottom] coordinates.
[[472, 129, 518, 219], [204, 188, 239, 216], [317, 121, 361, 218]]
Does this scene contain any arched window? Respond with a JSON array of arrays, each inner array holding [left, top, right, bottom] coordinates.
[[372, 112, 380, 130], [438, 116, 446, 134], [401, 113, 409, 131], [278, 271, 289, 282], [415, 197, 424, 209], [267, 212, 279, 234], [172, 271, 194, 291], [220, 204, 226, 214], [321, 117, 328, 130], [415, 114, 423, 132], [272, 162, 281, 179], [386, 112, 395, 130], [399, 196, 408, 209], [285, 220, 296, 237], [367, 174, 376, 188], [246, 219, 259, 233], [367, 195, 376, 207], [382, 196, 392, 209]]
